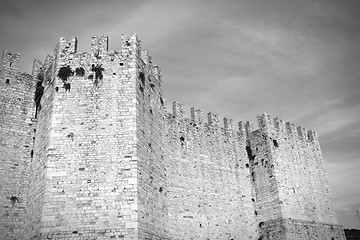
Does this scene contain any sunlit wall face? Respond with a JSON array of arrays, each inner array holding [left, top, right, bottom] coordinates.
[[0, 0, 359, 229]]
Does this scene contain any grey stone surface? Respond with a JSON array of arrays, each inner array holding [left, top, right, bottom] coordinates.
[[0, 35, 346, 240]]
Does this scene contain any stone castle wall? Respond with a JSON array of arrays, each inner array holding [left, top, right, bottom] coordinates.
[[0, 34, 346, 240], [248, 114, 345, 240], [135, 39, 168, 239], [0, 51, 36, 239], [164, 104, 258, 239], [26, 35, 143, 239]]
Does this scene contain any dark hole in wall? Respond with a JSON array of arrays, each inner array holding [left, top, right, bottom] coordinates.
[[10, 196, 19, 205], [63, 83, 71, 92], [180, 136, 185, 147], [254, 210, 258, 216], [75, 67, 85, 77], [273, 139, 279, 147], [119, 62, 124, 66], [91, 64, 104, 81], [34, 81, 44, 118], [160, 97, 164, 106], [37, 73, 44, 81], [159, 187, 163, 193], [67, 133, 74, 141], [9, 62, 12, 67], [139, 72, 145, 85], [94, 50, 101, 59], [246, 146, 255, 161], [262, 134, 267, 140], [5, 79, 10, 84], [55, 87, 59, 92]]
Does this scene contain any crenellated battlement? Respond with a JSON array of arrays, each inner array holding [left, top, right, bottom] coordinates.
[[0, 34, 345, 240], [57, 36, 78, 55], [90, 35, 108, 56], [32, 59, 44, 79], [168, 103, 319, 146], [0, 50, 35, 86], [169, 102, 249, 141], [1, 50, 21, 71], [253, 113, 319, 144], [52, 34, 145, 68]]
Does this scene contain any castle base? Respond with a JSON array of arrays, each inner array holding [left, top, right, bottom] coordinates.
[[32, 228, 138, 240], [259, 218, 346, 240]]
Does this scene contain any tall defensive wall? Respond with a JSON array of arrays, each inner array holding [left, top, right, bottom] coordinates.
[[247, 113, 346, 239], [0, 34, 346, 240], [23, 34, 168, 239], [164, 103, 257, 239], [0, 51, 36, 240]]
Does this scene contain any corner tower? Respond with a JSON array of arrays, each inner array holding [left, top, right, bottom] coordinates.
[[247, 113, 346, 239], [25, 35, 168, 239]]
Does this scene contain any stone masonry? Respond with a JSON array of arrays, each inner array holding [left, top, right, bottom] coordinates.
[[0, 34, 346, 240]]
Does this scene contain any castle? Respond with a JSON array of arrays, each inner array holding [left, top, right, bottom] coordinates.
[[0, 34, 346, 240]]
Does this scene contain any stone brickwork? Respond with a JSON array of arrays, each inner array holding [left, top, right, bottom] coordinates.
[[0, 51, 36, 239], [0, 34, 346, 240], [136, 39, 168, 239], [164, 105, 257, 239], [259, 218, 346, 240], [247, 113, 345, 239]]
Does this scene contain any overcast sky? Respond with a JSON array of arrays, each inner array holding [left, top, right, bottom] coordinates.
[[1, 0, 359, 229]]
